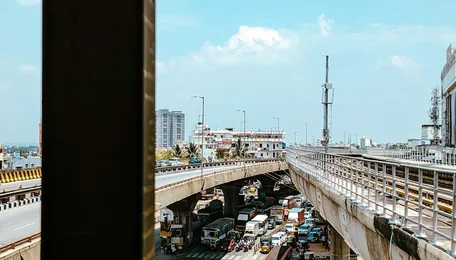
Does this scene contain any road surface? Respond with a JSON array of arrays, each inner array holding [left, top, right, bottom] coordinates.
[[0, 202, 40, 246]]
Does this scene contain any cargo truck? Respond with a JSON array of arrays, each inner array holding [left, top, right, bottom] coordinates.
[[201, 218, 235, 246], [236, 207, 258, 232], [288, 208, 305, 226], [270, 205, 284, 223]]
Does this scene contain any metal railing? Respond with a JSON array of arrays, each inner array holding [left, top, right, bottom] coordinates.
[[368, 147, 456, 167], [286, 147, 456, 256], [155, 158, 281, 175], [0, 233, 40, 254]]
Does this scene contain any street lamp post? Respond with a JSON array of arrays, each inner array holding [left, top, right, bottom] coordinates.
[[192, 96, 205, 190], [273, 117, 280, 132], [237, 110, 246, 169], [302, 123, 308, 146], [341, 131, 346, 146], [294, 132, 299, 146]]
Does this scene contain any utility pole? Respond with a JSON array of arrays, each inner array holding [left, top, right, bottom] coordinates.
[[237, 110, 246, 171], [322, 55, 331, 153], [192, 95, 205, 191]]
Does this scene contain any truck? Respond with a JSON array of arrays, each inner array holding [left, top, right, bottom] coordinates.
[[197, 199, 223, 225], [251, 214, 269, 236], [244, 221, 261, 238], [253, 197, 275, 215], [236, 207, 258, 232], [201, 218, 235, 246], [170, 224, 185, 249], [287, 208, 305, 226], [270, 205, 284, 224]]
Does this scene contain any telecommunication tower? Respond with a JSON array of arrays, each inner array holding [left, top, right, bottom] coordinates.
[[321, 55, 334, 153]]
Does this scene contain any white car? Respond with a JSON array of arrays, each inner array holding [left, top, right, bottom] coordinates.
[[271, 234, 286, 246], [284, 223, 295, 233], [168, 157, 184, 166]]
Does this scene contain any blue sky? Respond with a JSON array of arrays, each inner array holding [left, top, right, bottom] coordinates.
[[0, 0, 41, 144], [157, 0, 456, 144], [1, 1, 456, 144]]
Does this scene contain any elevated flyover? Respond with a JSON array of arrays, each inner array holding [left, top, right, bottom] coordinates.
[[287, 147, 456, 260], [155, 159, 288, 208]]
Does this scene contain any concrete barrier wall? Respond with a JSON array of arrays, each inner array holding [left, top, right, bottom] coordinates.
[[0, 168, 42, 183], [0, 238, 40, 260], [288, 163, 453, 260], [156, 162, 288, 208]]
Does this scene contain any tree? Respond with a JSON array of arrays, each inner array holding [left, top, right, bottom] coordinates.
[[231, 138, 247, 158], [186, 142, 199, 158], [428, 86, 441, 145], [155, 148, 175, 161], [173, 144, 182, 158], [215, 148, 229, 159]]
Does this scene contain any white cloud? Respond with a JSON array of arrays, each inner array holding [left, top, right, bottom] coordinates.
[[16, 0, 41, 6], [19, 64, 39, 75], [158, 14, 200, 31], [159, 25, 299, 74], [317, 14, 334, 36], [376, 55, 421, 75]]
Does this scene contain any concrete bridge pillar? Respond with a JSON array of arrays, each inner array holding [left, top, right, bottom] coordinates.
[[330, 225, 350, 260], [221, 185, 243, 218], [167, 194, 200, 234]]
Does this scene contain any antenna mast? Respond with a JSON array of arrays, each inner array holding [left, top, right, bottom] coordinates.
[[322, 55, 334, 153]]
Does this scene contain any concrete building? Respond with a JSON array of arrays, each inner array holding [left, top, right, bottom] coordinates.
[[190, 123, 286, 159], [441, 44, 456, 147], [421, 124, 442, 141], [156, 109, 185, 148]]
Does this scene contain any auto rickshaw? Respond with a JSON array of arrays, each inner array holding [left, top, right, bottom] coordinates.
[[260, 235, 272, 254], [284, 233, 296, 248]]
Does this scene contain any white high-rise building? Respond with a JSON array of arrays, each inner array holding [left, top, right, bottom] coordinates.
[[190, 124, 286, 159], [156, 109, 185, 148]]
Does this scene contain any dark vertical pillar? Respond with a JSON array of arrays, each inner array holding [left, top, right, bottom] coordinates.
[[221, 185, 243, 218], [42, 0, 153, 259]]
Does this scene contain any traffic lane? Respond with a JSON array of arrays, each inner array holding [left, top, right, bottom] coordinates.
[[0, 179, 41, 192], [156, 165, 244, 188], [0, 202, 41, 245]]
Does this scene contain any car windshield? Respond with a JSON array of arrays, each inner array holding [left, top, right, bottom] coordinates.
[[223, 240, 232, 245], [285, 225, 293, 229], [272, 236, 279, 241]]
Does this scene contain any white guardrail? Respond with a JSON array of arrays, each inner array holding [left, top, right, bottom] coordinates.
[[287, 147, 456, 257]]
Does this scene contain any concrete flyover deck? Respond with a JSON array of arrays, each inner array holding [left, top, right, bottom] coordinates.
[[155, 160, 288, 208], [287, 147, 455, 260]]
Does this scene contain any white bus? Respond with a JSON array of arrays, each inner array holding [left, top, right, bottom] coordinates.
[[251, 214, 268, 235]]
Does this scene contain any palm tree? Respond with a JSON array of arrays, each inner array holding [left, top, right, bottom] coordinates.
[[186, 142, 199, 158], [232, 138, 246, 158], [173, 144, 182, 158]]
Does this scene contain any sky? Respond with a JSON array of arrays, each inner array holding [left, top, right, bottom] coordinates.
[[1, 1, 456, 144], [157, 0, 456, 144]]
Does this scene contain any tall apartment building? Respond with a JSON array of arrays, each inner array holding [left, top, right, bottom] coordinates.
[[156, 109, 185, 148]]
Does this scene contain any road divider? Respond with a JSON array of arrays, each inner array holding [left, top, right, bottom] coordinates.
[[0, 168, 42, 183]]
